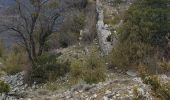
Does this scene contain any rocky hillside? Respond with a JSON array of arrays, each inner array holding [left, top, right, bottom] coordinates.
[[0, 0, 170, 100], [1, 68, 170, 100]]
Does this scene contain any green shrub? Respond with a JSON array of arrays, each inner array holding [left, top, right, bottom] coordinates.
[[143, 75, 160, 91], [120, 0, 170, 50], [138, 61, 170, 99], [138, 64, 150, 80], [70, 51, 106, 84], [113, 0, 122, 5], [104, 15, 121, 26], [48, 12, 85, 48], [110, 42, 153, 69], [158, 81, 170, 100], [0, 80, 10, 93], [83, 52, 106, 84], [0, 40, 5, 58], [3, 45, 26, 75], [112, 0, 170, 72], [142, 75, 170, 100], [60, 13, 85, 46], [70, 59, 84, 84], [158, 60, 170, 73], [70, 59, 84, 80], [72, 13, 85, 34], [82, 1, 97, 43], [31, 53, 70, 83]]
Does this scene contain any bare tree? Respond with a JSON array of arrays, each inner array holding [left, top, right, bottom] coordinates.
[[0, 0, 60, 64]]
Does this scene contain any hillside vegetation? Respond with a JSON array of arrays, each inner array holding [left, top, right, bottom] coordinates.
[[0, 0, 170, 100]]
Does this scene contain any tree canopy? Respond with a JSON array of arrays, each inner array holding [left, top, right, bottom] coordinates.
[[120, 0, 170, 48]]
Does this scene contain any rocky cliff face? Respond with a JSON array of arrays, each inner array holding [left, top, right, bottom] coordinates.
[[96, 0, 134, 55], [96, 0, 114, 55]]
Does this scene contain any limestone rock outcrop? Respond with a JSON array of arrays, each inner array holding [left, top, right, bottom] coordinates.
[[96, 0, 115, 55]]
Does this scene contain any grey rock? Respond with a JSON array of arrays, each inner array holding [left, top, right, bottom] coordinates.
[[96, 0, 117, 55], [0, 72, 28, 99], [103, 96, 109, 100], [92, 94, 97, 98], [126, 70, 137, 77], [105, 90, 112, 95], [0, 94, 6, 100]]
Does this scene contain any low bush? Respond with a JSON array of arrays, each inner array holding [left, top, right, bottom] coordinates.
[[58, 32, 77, 48], [158, 81, 170, 100], [138, 64, 170, 99], [56, 11, 85, 48], [110, 42, 153, 69], [138, 64, 150, 80], [141, 74, 170, 100], [113, 0, 123, 5], [83, 52, 106, 84], [0, 40, 5, 58], [31, 53, 70, 83], [104, 15, 121, 27], [0, 80, 10, 93], [82, 1, 97, 43], [143, 75, 160, 91], [72, 13, 85, 34], [3, 45, 27, 75], [70, 50, 106, 84], [158, 59, 170, 73], [70, 59, 84, 80]]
